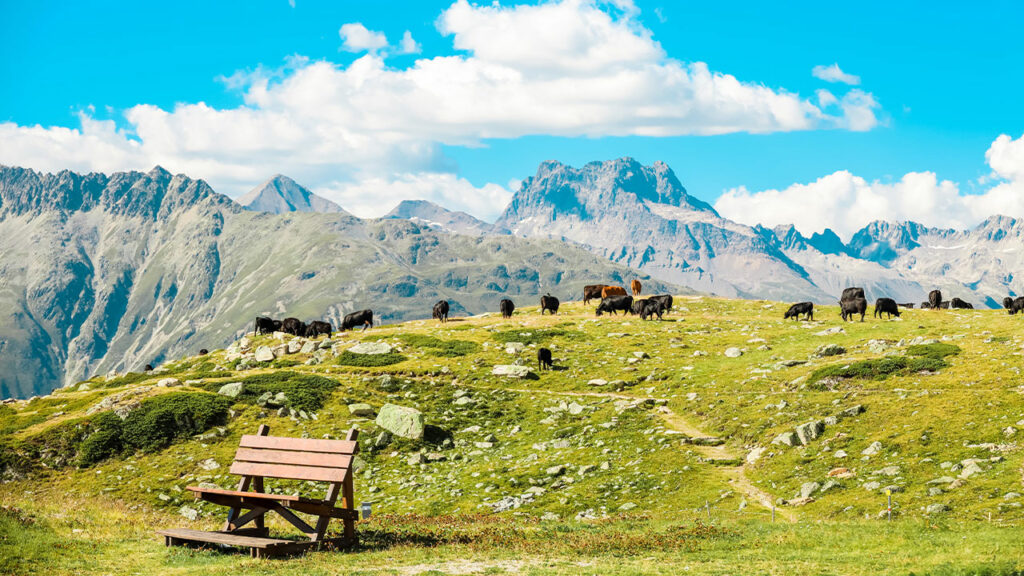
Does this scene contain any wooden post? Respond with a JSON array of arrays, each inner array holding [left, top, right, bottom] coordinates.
[[224, 425, 270, 532]]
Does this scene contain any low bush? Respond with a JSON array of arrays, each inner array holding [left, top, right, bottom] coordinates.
[[906, 342, 961, 360], [393, 334, 479, 357], [336, 351, 408, 368], [203, 371, 341, 413], [119, 392, 231, 452], [809, 356, 948, 386]]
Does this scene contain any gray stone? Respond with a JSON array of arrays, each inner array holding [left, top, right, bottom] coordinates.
[[772, 431, 799, 447], [375, 404, 425, 440], [815, 327, 846, 336], [254, 346, 275, 362], [618, 502, 637, 511], [198, 458, 220, 471], [814, 344, 846, 357], [407, 453, 425, 466], [286, 340, 303, 354], [255, 391, 273, 407], [799, 481, 821, 499], [724, 347, 743, 358], [839, 405, 866, 418], [348, 403, 375, 418], [795, 420, 825, 445], [862, 441, 883, 456], [217, 382, 244, 398], [348, 342, 393, 355], [876, 465, 901, 477], [925, 503, 950, 514], [179, 506, 199, 521], [157, 378, 181, 388], [546, 465, 566, 477], [959, 460, 984, 479], [492, 365, 534, 378], [926, 476, 956, 485], [863, 481, 881, 491], [587, 379, 608, 386], [374, 431, 392, 448], [300, 341, 317, 354]]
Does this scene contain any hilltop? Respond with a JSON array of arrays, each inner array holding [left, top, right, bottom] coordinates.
[[2, 296, 1022, 574]]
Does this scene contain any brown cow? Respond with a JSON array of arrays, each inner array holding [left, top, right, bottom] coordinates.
[[631, 279, 642, 296], [601, 286, 627, 299], [583, 284, 608, 305]]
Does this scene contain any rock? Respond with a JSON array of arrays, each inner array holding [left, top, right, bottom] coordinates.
[[833, 450, 848, 459], [254, 346, 275, 362], [179, 506, 199, 521], [799, 482, 821, 499], [348, 342, 393, 355], [1003, 426, 1017, 437], [157, 378, 181, 388], [578, 464, 596, 475], [492, 365, 534, 378], [632, 351, 649, 359], [348, 403, 375, 418], [453, 396, 475, 406], [814, 344, 846, 357], [925, 503, 950, 514], [786, 497, 814, 507], [819, 480, 840, 494], [546, 465, 566, 477], [504, 342, 526, 354], [567, 402, 585, 415], [255, 391, 273, 407], [772, 431, 799, 447], [815, 327, 846, 336], [377, 374, 399, 392], [374, 431, 392, 448], [265, 392, 288, 408], [238, 336, 251, 351], [927, 487, 944, 496], [877, 466, 901, 477], [828, 468, 854, 479], [286, 340, 303, 354], [375, 404, 425, 440], [724, 347, 743, 358], [300, 341, 317, 354], [198, 458, 220, 471], [587, 379, 608, 387], [863, 481, 881, 491], [862, 441, 882, 456], [959, 460, 984, 479], [839, 405, 866, 418], [926, 476, 956, 485], [407, 453, 425, 466], [795, 420, 825, 445], [78, 383, 91, 392], [746, 447, 766, 464], [618, 502, 637, 511], [217, 382, 244, 398]]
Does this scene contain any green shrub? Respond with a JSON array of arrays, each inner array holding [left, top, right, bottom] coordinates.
[[203, 371, 341, 413], [336, 351, 408, 367], [100, 372, 153, 389], [809, 356, 948, 386], [271, 358, 301, 368], [490, 328, 583, 345], [906, 343, 961, 360], [392, 334, 479, 357], [76, 412, 124, 467], [119, 392, 231, 452]]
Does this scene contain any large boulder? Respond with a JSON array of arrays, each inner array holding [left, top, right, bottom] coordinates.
[[254, 346, 275, 362], [348, 403, 375, 418], [349, 342, 393, 355], [492, 365, 534, 378], [375, 404, 424, 440], [795, 420, 825, 445], [217, 382, 244, 398]]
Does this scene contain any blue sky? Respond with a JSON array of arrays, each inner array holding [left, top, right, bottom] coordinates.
[[2, 0, 1023, 237]]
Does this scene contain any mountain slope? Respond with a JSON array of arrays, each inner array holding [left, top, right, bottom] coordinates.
[[384, 199, 502, 236], [237, 174, 346, 214], [0, 166, 677, 399]]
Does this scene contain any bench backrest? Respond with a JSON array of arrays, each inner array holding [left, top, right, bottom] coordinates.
[[230, 432, 359, 484]]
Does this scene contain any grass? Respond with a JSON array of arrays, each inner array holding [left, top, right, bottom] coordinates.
[[2, 296, 1024, 574]]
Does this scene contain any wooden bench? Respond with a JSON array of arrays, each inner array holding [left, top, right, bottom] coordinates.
[[157, 424, 360, 557]]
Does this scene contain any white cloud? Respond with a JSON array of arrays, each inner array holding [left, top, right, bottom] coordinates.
[[398, 31, 421, 55], [317, 172, 512, 220], [714, 133, 1024, 239], [0, 0, 880, 220], [812, 63, 861, 85], [339, 23, 388, 53]]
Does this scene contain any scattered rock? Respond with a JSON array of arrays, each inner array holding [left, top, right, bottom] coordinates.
[[157, 378, 181, 388], [794, 420, 825, 445], [375, 404, 425, 440], [217, 382, 244, 398], [814, 344, 846, 357], [254, 346, 275, 362], [959, 460, 984, 479], [815, 327, 846, 336], [724, 347, 743, 358], [179, 506, 199, 521], [772, 431, 799, 447], [799, 482, 821, 499], [862, 441, 882, 456], [348, 403, 375, 418], [587, 379, 608, 387], [746, 447, 766, 465], [198, 458, 220, 471], [492, 365, 534, 379], [925, 503, 950, 514], [546, 465, 566, 477]]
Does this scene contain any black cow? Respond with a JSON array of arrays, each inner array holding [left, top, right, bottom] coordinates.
[[281, 317, 307, 336], [950, 297, 973, 310], [432, 300, 450, 323], [874, 297, 901, 319], [1004, 297, 1015, 310], [639, 299, 663, 321], [939, 301, 950, 309], [306, 321, 332, 338], [841, 287, 866, 302], [583, 285, 607, 305], [540, 294, 560, 315], [928, 289, 942, 310], [1009, 297, 1024, 315], [784, 302, 814, 321], [500, 299, 515, 318], [631, 298, 649, 315], [144, 364, 153, 372], [198, 348, 209, 356], [342, 309, 374, 331], [897, 302, 915, 309], [254, 316, 281, 335], [840, 297, 867, 322], [920, 302, 931, 309], [596, 295, 633, 316], [649, 294, 673, 314], [537, 347, 553, 371]]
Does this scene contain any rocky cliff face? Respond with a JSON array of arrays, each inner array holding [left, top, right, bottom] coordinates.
[[0, 166, 676, 399]]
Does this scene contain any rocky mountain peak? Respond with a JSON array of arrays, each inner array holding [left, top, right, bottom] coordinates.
[[237, 174, 347, 215], [383, 199, 500, 236]]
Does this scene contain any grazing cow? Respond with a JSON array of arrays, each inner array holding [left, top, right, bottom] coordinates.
[[500, 299, 515, 318], [784, 302, 814, 321], [897, 303, 915, 309], [537, 347, 553, 371], [198, 348, 209, 356], [920, 302, 931, 309], [1004, 297, 1015, 310], [639, 299, 663, 321], [305, 321, 332, 338], [583, 284, 608, 305], [254, 316, 281, 335], [649, 294, 673, 314], [939, 301, 950, 309], [874, 298, 901, 319], [341, 309, 374, 331], [144, 364, 153, 372], [631, 279, 642, 296], [928, 289, 942, 310], [841, 287, 866, 302], [630, 298, 648, 315], [950, 297, 973, 309], [601, 286, 627, 299], [596, 295, 633, 316], [1009, 297, 1024, 315], [840, 297, 867, 322], [281, 317, 307, 336], [432, 300, 450, 323], [540, 294, 560, 315]]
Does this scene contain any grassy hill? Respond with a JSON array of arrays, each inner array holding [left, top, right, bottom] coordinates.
[[2, 296, 1023, 575]]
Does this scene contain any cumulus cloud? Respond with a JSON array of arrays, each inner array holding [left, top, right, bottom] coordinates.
[[714, 133, 1024, 239], [0, 0, 880, 219], [318, 172, 512, 221], [398, 31, 421, 55], [812, 63, 861, 85], [339, 23, 388, 53]]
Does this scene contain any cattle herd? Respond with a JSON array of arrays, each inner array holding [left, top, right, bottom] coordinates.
[[783, 287, 1024, 323]]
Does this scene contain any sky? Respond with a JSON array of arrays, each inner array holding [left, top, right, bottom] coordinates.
[[1, 0, 1023, 239]]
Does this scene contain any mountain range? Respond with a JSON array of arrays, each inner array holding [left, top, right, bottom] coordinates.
[[2, 158, 1021, 398]]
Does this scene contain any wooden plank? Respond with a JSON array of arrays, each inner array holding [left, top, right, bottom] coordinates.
[[187, 486, 316, 503], [230, 460, 348, 483], [239, 435, 358, 454], [157, 528, 291, 548], [233, 448, 353, 469]]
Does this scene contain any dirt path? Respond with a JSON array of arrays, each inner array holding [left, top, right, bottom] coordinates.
[[498, 385, 796, 522]]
